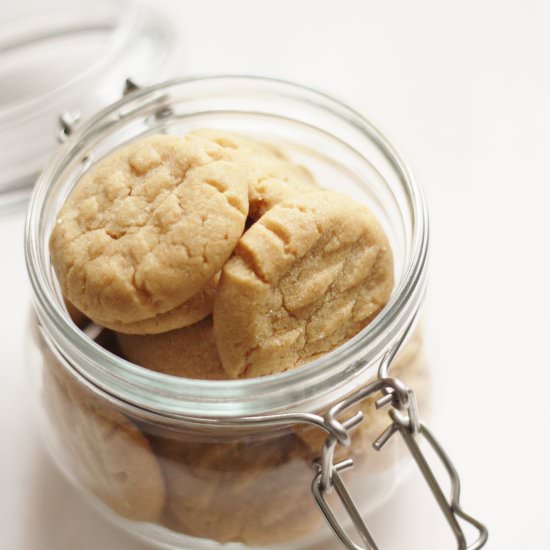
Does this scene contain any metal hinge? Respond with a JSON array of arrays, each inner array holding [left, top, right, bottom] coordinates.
[[311, 336, 489, 550], [57, 77, 174, 144], [57, 77, 144, 144]]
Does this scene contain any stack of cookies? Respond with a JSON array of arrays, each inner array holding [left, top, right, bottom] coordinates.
[[49, 130, 394, 379], [42, 130, 428, 544]]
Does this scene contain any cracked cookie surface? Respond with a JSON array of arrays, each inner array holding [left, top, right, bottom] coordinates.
[[213, 191, 394, 378], [93, 274, 219, 335], [50, 135, 249, 329], [117, 316, 228, 379], [191, 129, 319, 219]]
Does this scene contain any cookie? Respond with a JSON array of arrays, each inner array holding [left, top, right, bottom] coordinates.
[[41, 339, 166, 522], [50, 134, 249, 330], [93, 274, 219, 335], [117, 316, 229, 380], [192, 129, 319, 219], [213, 191, 394, 378], [388, 327, 431, 414], [244, 156, 319, 220], [152, 433, 321, 545], [190, 128, 288, 160]]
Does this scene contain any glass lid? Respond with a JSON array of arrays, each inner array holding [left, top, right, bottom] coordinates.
[[0, 0, 181, 215]]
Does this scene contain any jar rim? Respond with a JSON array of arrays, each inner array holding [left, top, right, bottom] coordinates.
[[25, 75, 429, 419]]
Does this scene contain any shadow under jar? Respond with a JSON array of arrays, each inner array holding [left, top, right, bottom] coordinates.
[[25, 76, 430, 550]]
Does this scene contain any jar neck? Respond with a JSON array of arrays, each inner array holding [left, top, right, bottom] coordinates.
[[25, 75, 429, 420]]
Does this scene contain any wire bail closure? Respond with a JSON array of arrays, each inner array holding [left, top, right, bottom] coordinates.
[[57, 78, 173, 145], [311, 343, 488, 550]]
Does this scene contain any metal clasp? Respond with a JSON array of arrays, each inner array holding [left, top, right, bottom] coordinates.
[[58, 111, 81, 143], [57, 78, 141, 144], [311, 345, 488, 550], [57, 77, 174, 144]]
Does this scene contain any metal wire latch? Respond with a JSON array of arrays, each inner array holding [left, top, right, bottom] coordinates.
[[57, 78, 173, 145], [311, 352, 488, 550]]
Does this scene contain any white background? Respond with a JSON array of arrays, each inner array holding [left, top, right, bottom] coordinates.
[[2, 1, 550, 548]]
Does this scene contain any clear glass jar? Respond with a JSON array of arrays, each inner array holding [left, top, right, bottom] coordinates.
[[0, 0, 180, 214], [25, 76, 430, 549]]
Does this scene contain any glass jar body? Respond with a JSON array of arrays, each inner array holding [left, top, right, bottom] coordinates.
[[30, 319, 429, 549], [25, 76, 429, 549]]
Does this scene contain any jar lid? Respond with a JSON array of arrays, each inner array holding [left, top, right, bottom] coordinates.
[[0, 0, 180, 214]]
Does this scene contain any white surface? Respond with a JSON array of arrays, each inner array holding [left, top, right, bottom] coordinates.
[[2, 0, 550, 548]]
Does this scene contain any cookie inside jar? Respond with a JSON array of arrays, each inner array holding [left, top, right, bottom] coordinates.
[[43, 128, 429, 545]]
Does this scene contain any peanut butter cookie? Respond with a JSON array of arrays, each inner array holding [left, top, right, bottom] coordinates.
[[190, 128, 288, 160], [192, 129, 319, 219], [117, 316, 228, 380], [152, 433, 321, 545], [42, 345, 166, 522], [50, 134, 249, 332], [214, 191, 394, 378], [93, 274, 219, 335]]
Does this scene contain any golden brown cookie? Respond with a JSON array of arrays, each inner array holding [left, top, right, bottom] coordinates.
[[213, 191, 394, 378], [244, 156, 319, 220], [50, 134, 249, 331], [190, 128, 287, 160], [152, 432, 321, 545], [93, 274, 219, 335], [117, 316, 229, 380], [192, 129, 319, 219], [389, 327, 431, 414], [41, 340, 166, 522]]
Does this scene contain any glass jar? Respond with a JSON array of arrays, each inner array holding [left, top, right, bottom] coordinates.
[[25, 76, 462, 550], [0, 0, 180, 214]]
